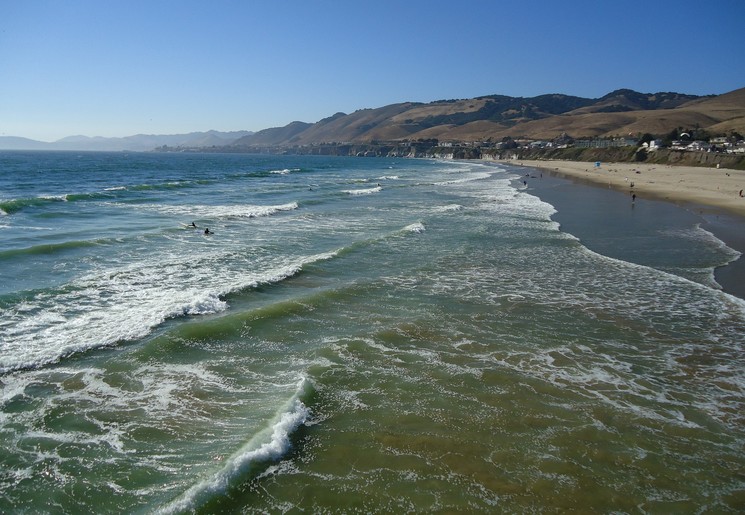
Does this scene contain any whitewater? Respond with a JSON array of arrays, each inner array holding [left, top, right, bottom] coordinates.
[[1, 151, 743, 512]]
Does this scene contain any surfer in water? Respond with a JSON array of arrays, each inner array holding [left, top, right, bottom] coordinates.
[[204, 228, 212, 235], [191, 222, 197, 228]]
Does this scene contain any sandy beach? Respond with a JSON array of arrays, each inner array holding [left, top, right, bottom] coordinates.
[[509, 159, 745, 300], [511, 159, 745, 216]]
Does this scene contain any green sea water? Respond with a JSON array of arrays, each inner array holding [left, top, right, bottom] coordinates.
[[0, 152, 743, 512]]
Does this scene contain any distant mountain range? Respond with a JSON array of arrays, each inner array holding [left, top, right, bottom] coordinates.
[[3, 87, 744, 152], [229, 88, 745, 149], [0, 130, 253, 152]]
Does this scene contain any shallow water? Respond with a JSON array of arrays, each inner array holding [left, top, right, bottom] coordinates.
[[1, 152, 744, 512]]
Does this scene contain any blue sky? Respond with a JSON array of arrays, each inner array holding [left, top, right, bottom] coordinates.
[[1, 0, 744, 141]]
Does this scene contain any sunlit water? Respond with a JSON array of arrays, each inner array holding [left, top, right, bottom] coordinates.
[[1, 152, 743, 512]]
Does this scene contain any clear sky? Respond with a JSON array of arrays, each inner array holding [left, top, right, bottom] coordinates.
[[2, 0, 744, 141]]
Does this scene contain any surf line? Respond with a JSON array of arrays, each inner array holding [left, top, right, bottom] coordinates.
[[157, 377, 313, 514]]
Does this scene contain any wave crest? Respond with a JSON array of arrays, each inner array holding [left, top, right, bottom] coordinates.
[[157, 377, 312, 514], [343, 187, 381, 196], [404, 222, 425, 234], [134, 202, 299, 219]]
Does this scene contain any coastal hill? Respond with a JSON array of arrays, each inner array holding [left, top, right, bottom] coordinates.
[[2, 89, 743, 153], [230, 87, 745, 149]]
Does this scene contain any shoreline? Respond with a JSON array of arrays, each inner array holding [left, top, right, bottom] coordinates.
[[509, 159, 745, 217], [504, 159, 745, 300]]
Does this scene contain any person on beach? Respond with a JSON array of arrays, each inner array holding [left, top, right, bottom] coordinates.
[[632, 193, 636, 202], [740, 189, 743, 198]]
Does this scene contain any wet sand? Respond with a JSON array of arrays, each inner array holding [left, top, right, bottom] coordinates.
[[514, 159, 745, 216], [513, 162, 745, 300]]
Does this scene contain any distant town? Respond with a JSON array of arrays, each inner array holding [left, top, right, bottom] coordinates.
[[486, 133, 745, 154], [176, 130, 744, 170], [427, 132, 745, 169]]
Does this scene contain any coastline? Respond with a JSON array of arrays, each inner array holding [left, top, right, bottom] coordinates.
[[511, 159, 745, 217], [506, 160, 745, 300]]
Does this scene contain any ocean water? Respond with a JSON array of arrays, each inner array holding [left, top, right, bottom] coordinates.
[[1, 151, 744, 513]]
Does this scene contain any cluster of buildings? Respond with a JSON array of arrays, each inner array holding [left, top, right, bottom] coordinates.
[[672, 136, 745, 154], [439, 134, 745, 154]]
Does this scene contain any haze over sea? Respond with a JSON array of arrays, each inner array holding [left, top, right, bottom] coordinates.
[[1, 151, 744, 512]]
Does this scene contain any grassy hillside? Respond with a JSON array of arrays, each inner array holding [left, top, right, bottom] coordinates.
[[229, 87, 745, 150]]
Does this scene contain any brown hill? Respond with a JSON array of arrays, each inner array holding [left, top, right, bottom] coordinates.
[[230, 87, 745, 149], [242, 121, 312, 146], [293, 103, 417, 144], [675, 87, 745, 134]]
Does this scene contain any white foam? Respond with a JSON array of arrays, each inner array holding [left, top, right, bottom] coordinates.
[[0, 249, 340, 373], [157, 377, 311, 514], [434, 171, 492, 186], [432, 204, 463, 213], [666, 223, 741, 263], [0, 359, 272, 488], [182, 293, 228, 315], [343, 187, 381, 195], [404, 222, 425, 234], [123, 202, 299, 219]]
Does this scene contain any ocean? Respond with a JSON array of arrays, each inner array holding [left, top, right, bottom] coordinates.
[[1, 151, 744, 513]]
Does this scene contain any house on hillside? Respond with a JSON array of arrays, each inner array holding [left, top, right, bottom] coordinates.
[[685, 141, 709, 152], [641, 139, 663, 151], [729, 141, 745, 153]]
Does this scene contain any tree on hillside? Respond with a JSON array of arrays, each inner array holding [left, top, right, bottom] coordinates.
[[662, 128, 681, 147], [638, 133, 655, 145]]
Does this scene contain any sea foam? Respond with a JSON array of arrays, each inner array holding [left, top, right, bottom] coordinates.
[[132, 202, 299, 219], [0, 249, 340, 374], [343, 187, 381, 195], [404, 222, 425, 233], [157, 377, 312, 514], [434, 171, 492, 185]]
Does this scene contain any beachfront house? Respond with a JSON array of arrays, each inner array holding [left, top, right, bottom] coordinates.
[[685, 141, 709, 152], [648, 139, 662, 150], [730, 141, 745, 154]]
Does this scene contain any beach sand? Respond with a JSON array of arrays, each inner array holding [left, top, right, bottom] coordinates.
[[511, 159, 745, 300], [512, 159, 745, 216]]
